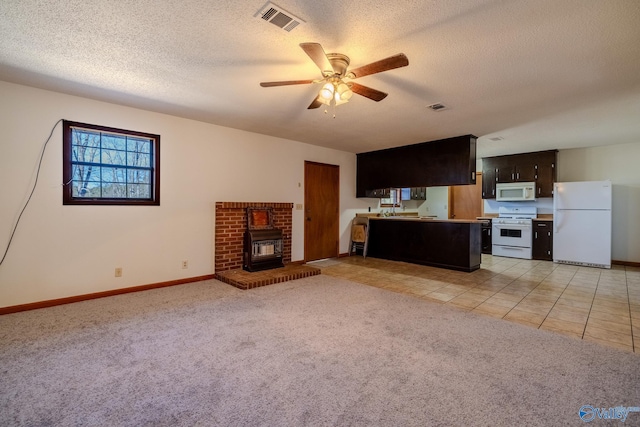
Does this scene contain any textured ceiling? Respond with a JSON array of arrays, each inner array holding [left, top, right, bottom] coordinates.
[[1, 0, 639, 158]]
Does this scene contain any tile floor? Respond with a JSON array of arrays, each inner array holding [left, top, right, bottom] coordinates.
[[314, 255, 640, 354]]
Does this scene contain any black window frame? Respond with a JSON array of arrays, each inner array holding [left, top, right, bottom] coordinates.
[[62, 120, 160, 206]]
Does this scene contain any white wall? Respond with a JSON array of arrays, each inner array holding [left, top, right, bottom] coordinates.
[[418, 187, 449, 219], [0, 81, 369, 308], [557, 142, 640, 263]]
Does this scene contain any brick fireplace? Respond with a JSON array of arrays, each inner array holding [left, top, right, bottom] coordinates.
[[214, 202, 293, 273]]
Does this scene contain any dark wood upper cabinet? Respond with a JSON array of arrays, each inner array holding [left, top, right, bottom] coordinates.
[[356, 135, 477, 198], [410, 187, 427, 200], [481, 162, 496, 199], [482, 150, 557, 199], [535, 156, 557, 198]]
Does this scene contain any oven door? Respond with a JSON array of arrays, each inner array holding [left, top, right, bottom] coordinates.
[[492, 221, 532, 248]]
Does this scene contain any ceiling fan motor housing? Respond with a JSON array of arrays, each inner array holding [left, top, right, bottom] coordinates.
[[325, 53, 350, 77]]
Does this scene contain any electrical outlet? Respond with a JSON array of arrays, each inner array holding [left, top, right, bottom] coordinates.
[[115, 267, 122, 277], [296, 204, 303, 210], [182, 260, 188, 269]]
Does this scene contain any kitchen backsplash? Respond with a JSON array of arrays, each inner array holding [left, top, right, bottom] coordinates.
[[484, 197, 554, 215]]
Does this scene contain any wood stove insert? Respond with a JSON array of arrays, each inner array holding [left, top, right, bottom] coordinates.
[[243, 207, 284, 272]]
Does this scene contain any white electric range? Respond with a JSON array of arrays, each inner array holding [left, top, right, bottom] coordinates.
[[492, 206, 537, 260]]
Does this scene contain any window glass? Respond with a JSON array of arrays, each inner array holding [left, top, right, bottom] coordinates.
[[63, 121, 160, 205]]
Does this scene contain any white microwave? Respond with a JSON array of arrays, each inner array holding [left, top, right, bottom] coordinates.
[[495, 182, 536, 201]]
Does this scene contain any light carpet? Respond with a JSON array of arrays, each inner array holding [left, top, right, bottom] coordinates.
[[1, 275, 639, 426]]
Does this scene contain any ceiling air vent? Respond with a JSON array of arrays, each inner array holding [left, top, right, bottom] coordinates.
[[427, 103, 447, 111], [256, 2, 305, 32]]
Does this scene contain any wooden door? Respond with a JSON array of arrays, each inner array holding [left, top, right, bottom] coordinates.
[[449, 173, 483, 220], [304, 161, 339, 261]]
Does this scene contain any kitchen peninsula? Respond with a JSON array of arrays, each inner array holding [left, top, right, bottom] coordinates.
[[366, 216, 482, 272]]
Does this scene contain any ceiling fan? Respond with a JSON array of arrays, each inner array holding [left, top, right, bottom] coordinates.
[[260, 43, 409, 110]]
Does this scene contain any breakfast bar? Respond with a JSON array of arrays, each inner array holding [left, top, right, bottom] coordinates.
[[366, 217, 482, 272]]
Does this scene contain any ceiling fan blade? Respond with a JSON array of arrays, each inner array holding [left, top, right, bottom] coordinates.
[[348, 82, 388, 102], [347, 53, 409, 79], [260, 79, 315, 87], [307, 97, 323, 109], [300, 42, 333, 75]]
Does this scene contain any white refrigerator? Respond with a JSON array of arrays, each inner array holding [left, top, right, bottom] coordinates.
[[553, 180, 612, 268]]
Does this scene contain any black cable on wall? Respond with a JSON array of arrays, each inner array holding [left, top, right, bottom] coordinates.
[[0, 119, 63, 267]]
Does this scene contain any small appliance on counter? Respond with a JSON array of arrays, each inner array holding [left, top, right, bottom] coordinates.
[[553, 180, 612, 268], [492, 206, 537, 259]]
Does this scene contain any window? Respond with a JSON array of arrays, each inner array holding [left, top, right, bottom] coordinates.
[[380, 188, 401, 207], [62, 120, 160, 205]]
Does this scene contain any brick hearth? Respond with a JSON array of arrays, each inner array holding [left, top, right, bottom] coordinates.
[[215, 263, 320, 290], [213, 202, 320, 290]]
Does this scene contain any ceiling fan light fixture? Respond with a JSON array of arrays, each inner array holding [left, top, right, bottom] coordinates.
[[335, 82, 353, 101], [319, 82, 335, 100], [318, 96, 331, 106], [259, 43, 409, 112]]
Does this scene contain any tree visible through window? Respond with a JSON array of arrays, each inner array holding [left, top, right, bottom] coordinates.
[[62, 121, 160, 205]]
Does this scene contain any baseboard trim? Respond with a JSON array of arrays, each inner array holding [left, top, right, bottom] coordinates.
[[0, 274, 216, 316], [612, 260, 640, 268], [5, 258, 635, 315]]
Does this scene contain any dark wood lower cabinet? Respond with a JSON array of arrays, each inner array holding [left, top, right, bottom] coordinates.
[[367, 218, 481, 272], [481, 220, 492, 254], [532, 220, 553, 260]]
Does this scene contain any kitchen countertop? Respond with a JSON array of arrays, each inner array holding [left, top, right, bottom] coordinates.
[[356, 212, 420, 218], [370, 216, 484, 224]]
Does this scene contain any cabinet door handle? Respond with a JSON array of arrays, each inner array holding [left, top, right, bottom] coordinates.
[[535, 231, 538, 239]]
